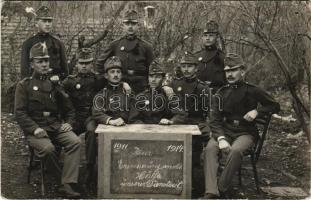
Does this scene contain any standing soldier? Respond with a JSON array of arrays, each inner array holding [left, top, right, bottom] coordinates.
[[194, 20, 226, 93], [86, 56, 131, 185], [96, 9, 154, 93], [62, 48, 104, 136], [128, 61, 187, 124], [201, 53, 280, 199], [14, 42, 81, 198], [21, 6, 68, 80]]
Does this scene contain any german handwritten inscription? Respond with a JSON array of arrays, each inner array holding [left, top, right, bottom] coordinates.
[[110, 140, 184, 194]]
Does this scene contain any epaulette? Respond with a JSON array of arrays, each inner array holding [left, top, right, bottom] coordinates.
[[138, 38, 152, 46], [245, 81, 257, 87], [50, 33, 61, 41], [198, 79, 209, 85], [21, 77, 32, 82], [67, 74, 77, 79], [215, 84, 230, 94], [193, 49, 203, 55]]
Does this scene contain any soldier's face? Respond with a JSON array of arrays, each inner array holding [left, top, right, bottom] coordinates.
[[225, 67, 245, 83], [149, 74, 164, 88], [36, 19, 53, 33], [123, 21, 139, 35], [180, 64, 198, 78], [31, 58, 50, 74], [77, 61, 92, 74], [105, 68, 122, 84], [202, 33, 217, 47]]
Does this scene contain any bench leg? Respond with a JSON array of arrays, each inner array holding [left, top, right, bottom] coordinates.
[[27, 148, 34, 183], [238, 167, 242, 186], [40, 160, 45, 196], [251, 155, 260, 194]]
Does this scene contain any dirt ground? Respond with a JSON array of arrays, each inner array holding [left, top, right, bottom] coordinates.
[[1, 111, 310, 199]]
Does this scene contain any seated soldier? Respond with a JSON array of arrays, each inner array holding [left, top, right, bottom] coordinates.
[[62, 50, 131, 185], [128, 60, 187, 124], [14, 42, 81, 198], [86, 56, 131, 185], [163, 52, 212, 197], [201, 53, 280, 199]]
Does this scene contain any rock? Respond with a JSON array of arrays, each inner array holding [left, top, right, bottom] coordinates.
[[261, 187, 307, 197]]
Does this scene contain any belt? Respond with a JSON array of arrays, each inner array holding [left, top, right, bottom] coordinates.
[[127, 69, 147, 76], [32, 111, 58, 117]]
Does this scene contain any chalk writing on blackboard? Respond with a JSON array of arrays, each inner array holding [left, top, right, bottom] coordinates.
[[110, 140, 184, 194]]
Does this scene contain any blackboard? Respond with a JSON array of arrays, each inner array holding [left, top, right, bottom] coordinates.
[[110, 139, 184, 194], [96, 124, 200, 198]]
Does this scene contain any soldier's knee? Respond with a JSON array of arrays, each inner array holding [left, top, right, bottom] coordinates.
[[86, 120, 97, 132], [230, 147, 243, 157], [42, 144, 55, 155], [204, 139, 218, 153]]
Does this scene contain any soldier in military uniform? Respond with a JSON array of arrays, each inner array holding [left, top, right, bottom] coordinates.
[[86, 56, 131, 185], [194, 21, 226, 93], [21, 6, 68, 80], [14, 42, 81, 198], [96, 9, 154, 93], [63, 49, 131, 185], [165, 52, 212, 197], [128, 61, 187, 124], [62, 48, 105, 136], [201, 53, 280, 199]]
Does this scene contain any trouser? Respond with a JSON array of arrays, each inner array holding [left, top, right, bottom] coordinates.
[[27, 130, 81, 184], [85, 121, 98, 166], [203, 134, 254, 196]]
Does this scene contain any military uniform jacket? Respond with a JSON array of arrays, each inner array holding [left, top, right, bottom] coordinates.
[[128, 87, 188, 124], [21, 32, 68, 79], [194, 46, 226, 87], [209, 81, 280, 139], [96, 35, 154, 92], [92, 83, 130, 124], [14, 74, 75, 135], [170, 76, 211, 124], [62, 73, 106, 122]]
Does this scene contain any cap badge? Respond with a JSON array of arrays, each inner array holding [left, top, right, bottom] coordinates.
[[120, 46, 125, 51], [76, 83, 81, 89], [33, 86, 39, 91], [177, 86, 182, 91], [198, 57, 203, 61]]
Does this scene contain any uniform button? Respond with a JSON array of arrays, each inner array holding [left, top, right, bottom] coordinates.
[[33, 86, 39, 91]]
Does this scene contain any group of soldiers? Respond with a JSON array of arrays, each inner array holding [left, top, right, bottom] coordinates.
[[14, 6, 280, 199]]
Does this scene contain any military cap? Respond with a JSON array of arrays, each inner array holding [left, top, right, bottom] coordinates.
[[30, 42, 49, 59], [149, 61, 165, 75], [36, 6, 53, 20], [224, 53, 245, 71], [104, 56, 122, 72], [204, 20, 219, 33], [77, 48, 93, 63], [180, 51, 197, 65], [123, 9, 139, 23]]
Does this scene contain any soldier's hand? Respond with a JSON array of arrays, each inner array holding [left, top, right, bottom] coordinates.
[[122, 82, 132, 95], [218, 139, 231, 153], [60, 123, 73, 132], [159, 118, 173, 125], [243, 109, 258, 122], [109, 118, 125, 126], [34, 128, 48, 138], [162, 86, 174, 98], [50, 75, 60, 82]]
